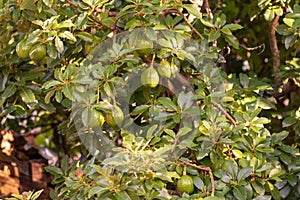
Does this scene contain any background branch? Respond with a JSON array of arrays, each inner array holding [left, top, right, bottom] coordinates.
[[269, 15, 281, 86]]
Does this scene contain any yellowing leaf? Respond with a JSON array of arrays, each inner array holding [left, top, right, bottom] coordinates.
[[232, 149, 243, 158]]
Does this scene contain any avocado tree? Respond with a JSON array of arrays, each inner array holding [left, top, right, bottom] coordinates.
[[0, 0, 299, 199]]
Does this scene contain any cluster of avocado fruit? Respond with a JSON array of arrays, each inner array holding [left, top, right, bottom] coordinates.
[[141, 61, 197, 195], [89, 59, 194, 195], [16, 39, 47, 61], [90, 105, 124, 129]]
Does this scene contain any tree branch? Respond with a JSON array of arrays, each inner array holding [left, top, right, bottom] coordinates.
[[203, 0, 212, 16], [178, 160, 215, 196], [165, 73, 237, 127], [183, 15, 205, 40], [240, 43, 265, 55], [211, 101, 237, 127], [269, 15, 281, 86]]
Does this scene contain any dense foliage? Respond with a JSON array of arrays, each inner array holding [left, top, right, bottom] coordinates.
[[0, 0, 299, 199]]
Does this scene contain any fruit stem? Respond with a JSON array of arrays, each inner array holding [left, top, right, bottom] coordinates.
[[183, 164, 187, 176], [151, 54, 155, 68]]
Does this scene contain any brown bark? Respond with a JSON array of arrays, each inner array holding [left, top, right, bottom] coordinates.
[[268, 15, 281, 86], [0, 131, 52, 199]]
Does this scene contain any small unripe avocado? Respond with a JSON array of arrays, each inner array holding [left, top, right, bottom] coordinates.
[[140, 66, 160, 88], [16, 40, 31, 59], [177, 175, 194, 194]]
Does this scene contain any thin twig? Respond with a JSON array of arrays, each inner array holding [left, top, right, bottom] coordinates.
[[157, 8, 205, 40], [211, 101, 237, 127], [85, 4, 205, 40], [66, 0, 113, 30], [203, 0, 212, 16], [183, 15, 204, 40], [89, 15, 113, 30], [239, 43, 265, 55], [178, 160, 215, 196]]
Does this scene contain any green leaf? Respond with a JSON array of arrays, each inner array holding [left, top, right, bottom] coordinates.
[[55, 36, 64, 53], [226, 160, 238, 180], [32, 20, 43, 27], [62, 84, 73, 100], [279, 152, 291, 165], [77, 32, 93, 42], [287, 174, 298, 187], [176, 127, 192, 138], [177, 92, 194, 110], [82, 0, 93, 6], [239, 73, 249, 88], [193, 176, 204, 190], [292, 18, 300, 28], [279, 144, 296, 154], [0, 84, 16, 99], [273, 6, 283, 16], [146, 124, 158, 139], [221, 27, 232, 35], [223, 23, 243, 31], [251, 180, 265, 195], [158, 97, 178, 111], [43, 80, 62, 89], [256, 144, 274, 153], [208, 30, 221, 42], [76, 12, 88, 28], [164, 129, 175, 138], [26, 29, 41, 45], [269, 168, 285, 180], [183, 4, 201, 19], [257, 97, 276, 109], [131, 105, 149, 116], [103, 82, 114, 97], [271, 131, 289, 144], [55, 90, 63, 103], [19, 87, 37, 103], [45, 90, 55, 104], [31, 189, 44, 200], [200, 18, 215, 28], [276, 24, 292, 35], [154, 172, 172, 182], [42, 0, 53, 7], [284, 36, 294, 49], [270, 187, 281, 200], [88, 186, 106, 198], [157, 38, 172, 48], [47, 43, 57, 59], [154, 112, 174, 120], [204, 197, 225, 200], [224, 35, 239, 49], [282, 116, 297, 127], [20, 0, 37, 10], [81, 107, 92, 127], [233, 186, 247, 200], [57, 20, 75, 28], [113, 191, 132, 200], [59, 31, 77, 42], [237, 167, 252, 182], [45, 166, 64, 176], [102, 156, 126, 166]]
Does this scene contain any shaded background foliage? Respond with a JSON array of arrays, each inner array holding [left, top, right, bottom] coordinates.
[[0, 0, 300, 199]]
